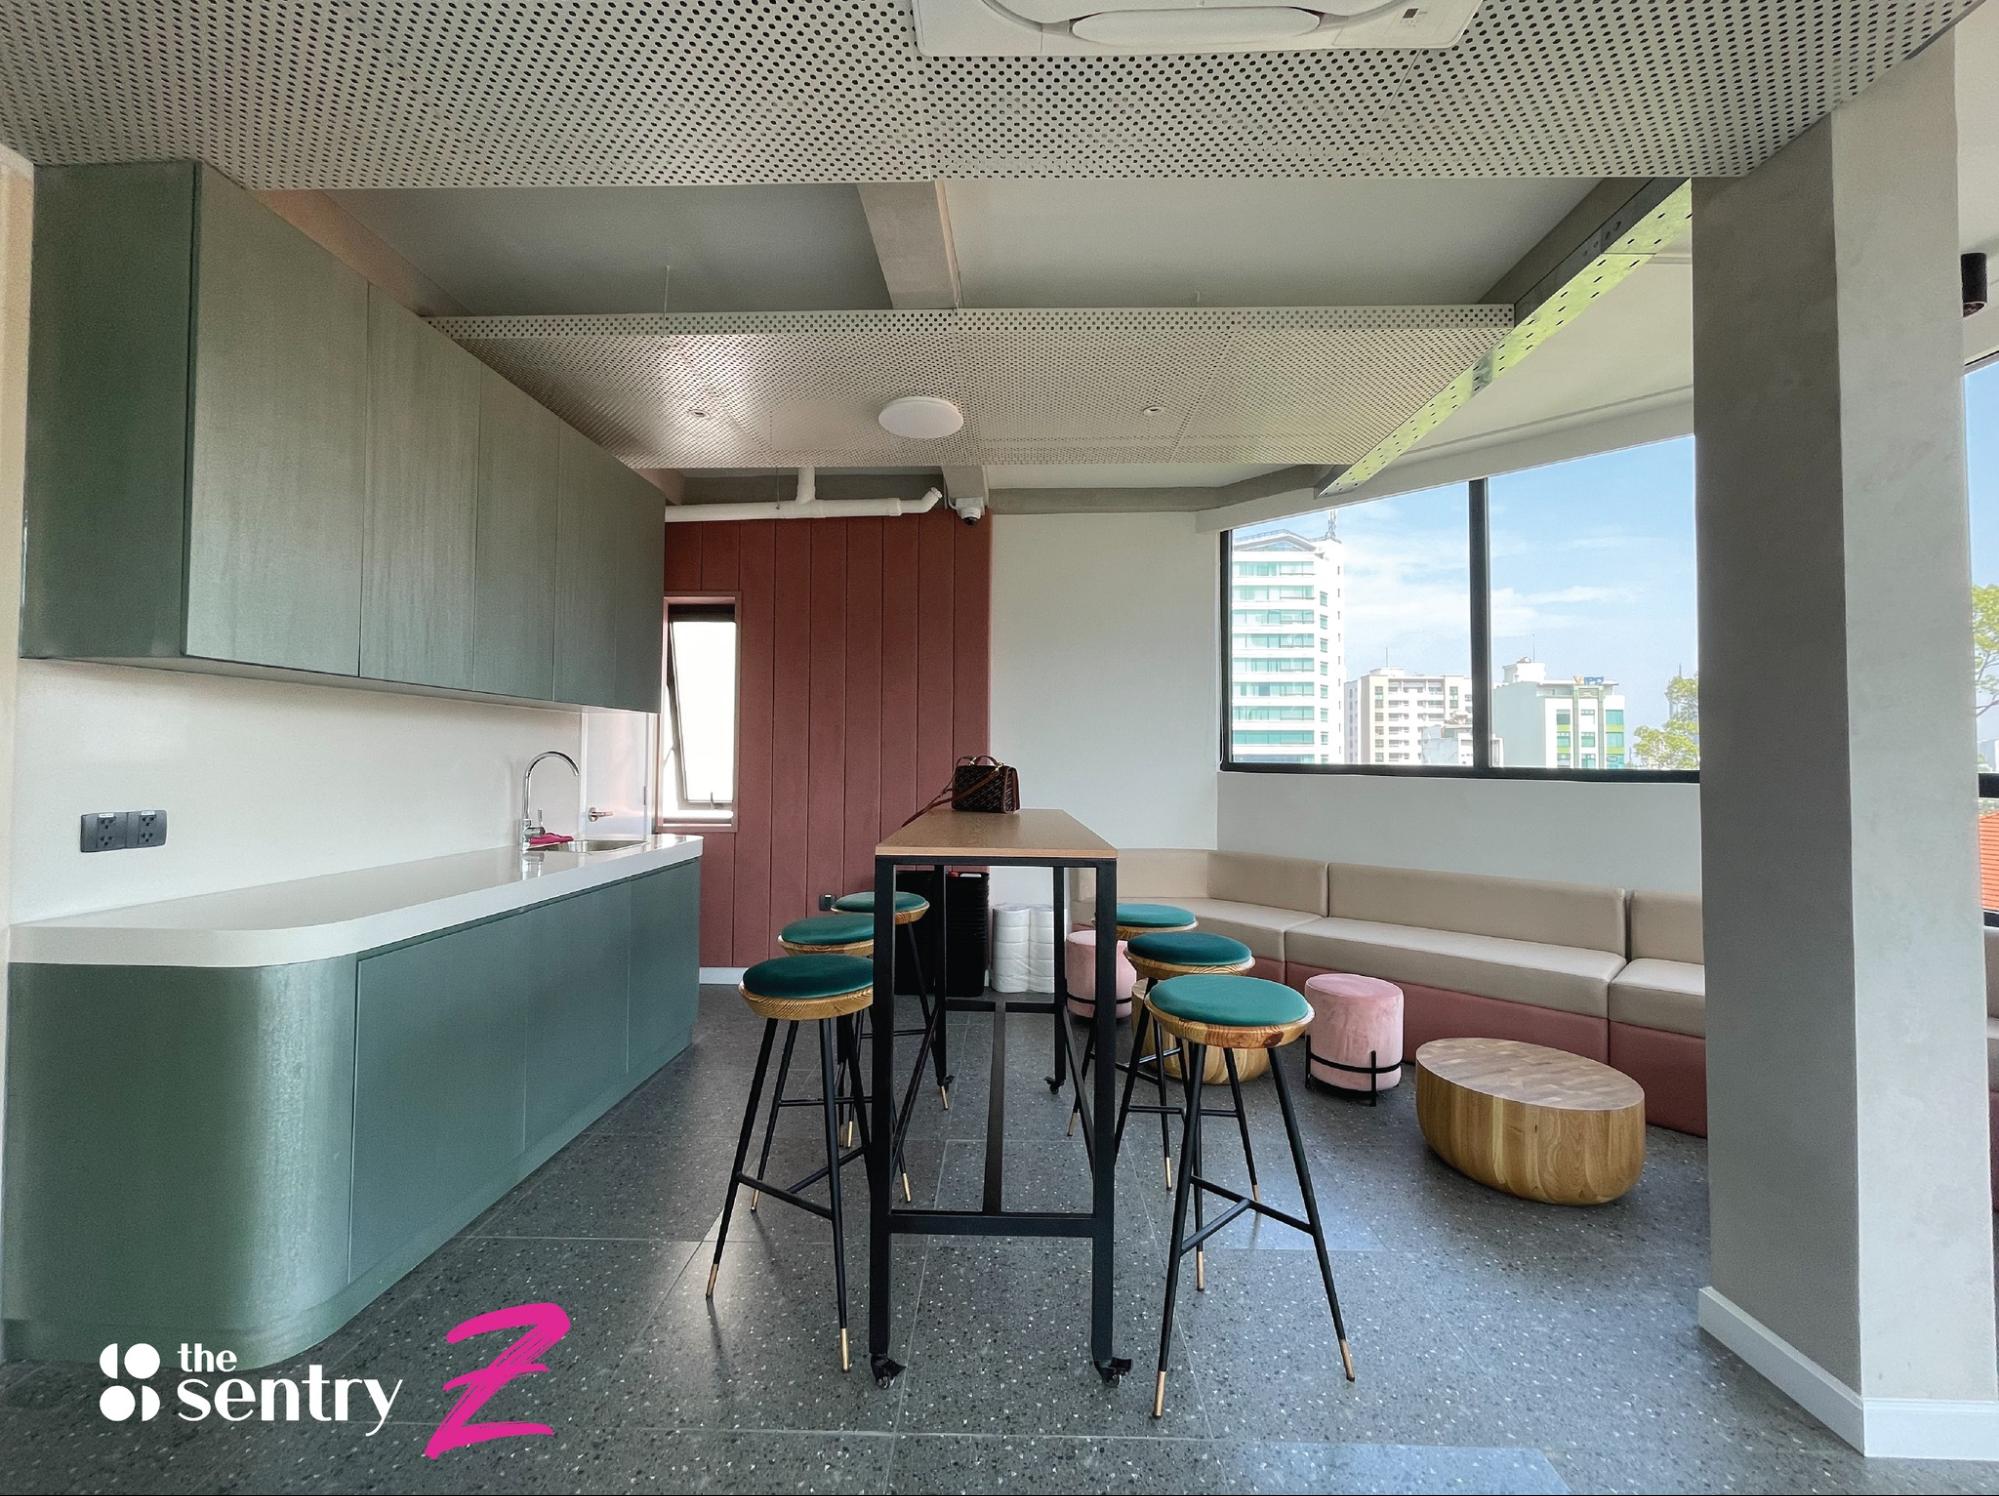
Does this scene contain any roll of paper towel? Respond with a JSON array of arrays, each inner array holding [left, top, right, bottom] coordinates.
[[990, 903, 1055, 993]]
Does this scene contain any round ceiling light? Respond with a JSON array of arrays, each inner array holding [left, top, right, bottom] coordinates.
[[878, 395, 965, 440]]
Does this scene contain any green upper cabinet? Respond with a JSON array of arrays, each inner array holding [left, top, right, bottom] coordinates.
[[361, 288, 481, 689], [612, 472, 667, 714], [553, 427, 623, 710], [20, 160, 663, 713], [472, 371, 561, 700], [183, 170, 369, 675]]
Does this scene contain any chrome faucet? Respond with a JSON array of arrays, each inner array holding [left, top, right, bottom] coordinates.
[[521, 750, 580, 851]]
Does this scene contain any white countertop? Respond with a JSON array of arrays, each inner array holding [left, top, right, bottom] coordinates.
[[11, 836, 703, 968]]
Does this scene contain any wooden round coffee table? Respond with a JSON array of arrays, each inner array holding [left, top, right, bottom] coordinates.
[[1414, 1038, 1645, 1205]]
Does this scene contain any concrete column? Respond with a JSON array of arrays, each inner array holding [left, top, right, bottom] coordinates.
[[1692, 30, 1999, 1458]]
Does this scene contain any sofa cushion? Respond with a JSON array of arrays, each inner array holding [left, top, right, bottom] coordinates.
[[1609, 958, 1705, 1037], [1072, 850, 1211, 909], [1286, 916, 1621, 1018], [1630, 891, 1703, 964], [1208, 852, 1329, 916], [1327, 862, 1625, 953]]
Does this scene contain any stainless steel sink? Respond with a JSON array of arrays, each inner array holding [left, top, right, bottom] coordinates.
[[568, 837, 644, 852]]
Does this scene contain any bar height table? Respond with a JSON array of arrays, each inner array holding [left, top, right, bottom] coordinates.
[[867, 808, 1127, 1386]]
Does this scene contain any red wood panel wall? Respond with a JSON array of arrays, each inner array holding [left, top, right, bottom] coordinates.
[[663, 508, 992, 966]]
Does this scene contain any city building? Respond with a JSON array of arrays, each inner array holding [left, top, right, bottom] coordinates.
[[1345, 668, 1471, 765], [1226, 528, 1342, 764], [1419, 713, 1502, 767], [1489, 658, 1628, 770]]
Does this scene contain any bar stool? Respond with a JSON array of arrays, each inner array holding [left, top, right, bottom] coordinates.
[[765, 913, 910, 1196], [831, 889, 951, 1110], [707, 953, 876, 1373], [1145, 972, 1355, 1418], [1062, 902, 1196, 1139], [1110, 931, 1257, 1192]]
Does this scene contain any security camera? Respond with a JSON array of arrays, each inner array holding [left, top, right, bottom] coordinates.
[[948, 493, 987, 526]]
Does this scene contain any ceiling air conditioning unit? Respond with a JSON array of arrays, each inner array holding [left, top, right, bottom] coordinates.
[[913, 0, 1484, 55]]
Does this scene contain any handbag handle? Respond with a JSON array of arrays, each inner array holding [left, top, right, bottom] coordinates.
[[901, 764, 1005, 826]]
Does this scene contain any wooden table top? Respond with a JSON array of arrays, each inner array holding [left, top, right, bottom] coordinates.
[[876, 808, 1116, 861], [1415, 1037, 1643, 1113]]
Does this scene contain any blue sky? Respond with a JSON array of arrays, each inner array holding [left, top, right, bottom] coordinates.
[[1244, 362, 1999, 743], [1244, 441, 1698, 735]]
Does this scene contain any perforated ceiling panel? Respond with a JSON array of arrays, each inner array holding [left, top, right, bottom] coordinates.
[[0, 2, 1977, 183], [431, 305, 1508, 468]]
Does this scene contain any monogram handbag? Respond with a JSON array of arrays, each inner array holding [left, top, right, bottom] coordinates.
[[904, 754, 1021, 823], [950, 754, 1020, 813]]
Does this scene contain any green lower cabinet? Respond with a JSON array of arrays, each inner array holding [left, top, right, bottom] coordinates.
[[1, 857, 701, 1368], [1, 958, 359, 1365], [525, 884, 633, 1142], [352, 917, 530, 1279], [629, 863, 700, 1074]]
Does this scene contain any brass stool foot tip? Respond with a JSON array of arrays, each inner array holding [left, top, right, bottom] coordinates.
[[840, 1328, 851, 1373], [900, 1171, 912, 1202], [1252, 1183, 1261, 1203], [1162, 1156, 1174, 1190], [748, 1190, 760, 1212], [1065, 1111, 1077, 1138], [1339, 1339, 1355, 1381], [939, 1085, 951, 1110], [1152, 1371, 1167, 1419], [704, 1262, 719, 1298], [1195, 1250, 1206, 1292], [842, 1123, 857, 1149]]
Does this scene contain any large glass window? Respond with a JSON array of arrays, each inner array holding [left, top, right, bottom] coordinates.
[[1224, 484, 1471, 767], [661, 602, 737, 822], [1488, 438, 1698, 772], [1967, 361, 1999, 905]]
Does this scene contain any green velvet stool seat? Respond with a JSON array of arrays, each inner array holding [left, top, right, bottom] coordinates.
[[778, 913, 876, 953], [832, 889, 930, 922], [1144, 974, 1354, 1420], [1112, 901, 1197, 940], [709, 953, 882, 1374]]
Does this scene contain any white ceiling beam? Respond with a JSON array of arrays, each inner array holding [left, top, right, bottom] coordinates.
[[858, 182, 962, 310]]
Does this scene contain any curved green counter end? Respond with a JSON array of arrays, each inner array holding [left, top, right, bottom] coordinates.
[[2, 860, 698, 1369]]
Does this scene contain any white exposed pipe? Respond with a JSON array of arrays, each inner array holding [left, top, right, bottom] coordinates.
[[660, 485, 943, 523]]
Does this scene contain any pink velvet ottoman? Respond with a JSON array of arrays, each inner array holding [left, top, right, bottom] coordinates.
[[1302, 972, 1405, 1100], [1064, 929, 1135, 1021]]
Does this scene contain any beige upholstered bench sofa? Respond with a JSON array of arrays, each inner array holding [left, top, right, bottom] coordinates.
[[1074, 850, 1999, 1187]]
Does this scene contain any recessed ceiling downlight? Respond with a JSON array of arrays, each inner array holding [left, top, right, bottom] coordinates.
[[878, 395, 965, 440]]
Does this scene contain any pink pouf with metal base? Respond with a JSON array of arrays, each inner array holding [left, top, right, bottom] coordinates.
[[1064, 929, 1135, 1021], [1302, 972, 1405, 1100]]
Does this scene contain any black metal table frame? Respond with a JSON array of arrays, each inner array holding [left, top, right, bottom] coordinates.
[[867, 850, 1127, 1387]]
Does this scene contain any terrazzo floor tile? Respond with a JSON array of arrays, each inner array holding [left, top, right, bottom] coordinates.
[[0, 1362, 227, 1495], [329, 1235, 703, 1435], [884, 1433, 1568, 1495], [892, 1237, 1212, 1440], [475, 1128, 742, 1242], [200, 1421, 893, 1494]]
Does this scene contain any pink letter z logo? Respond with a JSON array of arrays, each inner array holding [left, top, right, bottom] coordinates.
[[424, 1301, 572, 1459]]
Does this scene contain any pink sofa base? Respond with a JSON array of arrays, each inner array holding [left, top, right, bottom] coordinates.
[[1287, 964, 1609, 1064], [1608, 1022, 1707, 1136]]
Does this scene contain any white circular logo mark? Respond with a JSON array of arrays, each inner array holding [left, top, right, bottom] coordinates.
[[96, 1343, 162, 1421]]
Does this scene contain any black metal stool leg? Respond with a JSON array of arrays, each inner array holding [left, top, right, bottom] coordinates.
[[1065, 1011, 1096, 1137], [1223, 1048, 1261, 1205], [840, 1007, 910, 1203], [1153, 1044, 1206, 1419], [749, 1021, 801, 1211], [1151, 999, 1175, 1189], [1191, 1043, 1206, 1291], [902, 919, 950, 1103], [1271, 1052, 1354, 1382], [840, 1010, 865, 1149], [1113, 1002, 1151, 1152], [707, 1018, 779, 1297], [819, 1017, 852, 1373]]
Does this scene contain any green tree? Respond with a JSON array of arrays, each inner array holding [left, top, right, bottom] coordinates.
[[1974, 585, 1999, 724], [1632, 674, 1699, 770]]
